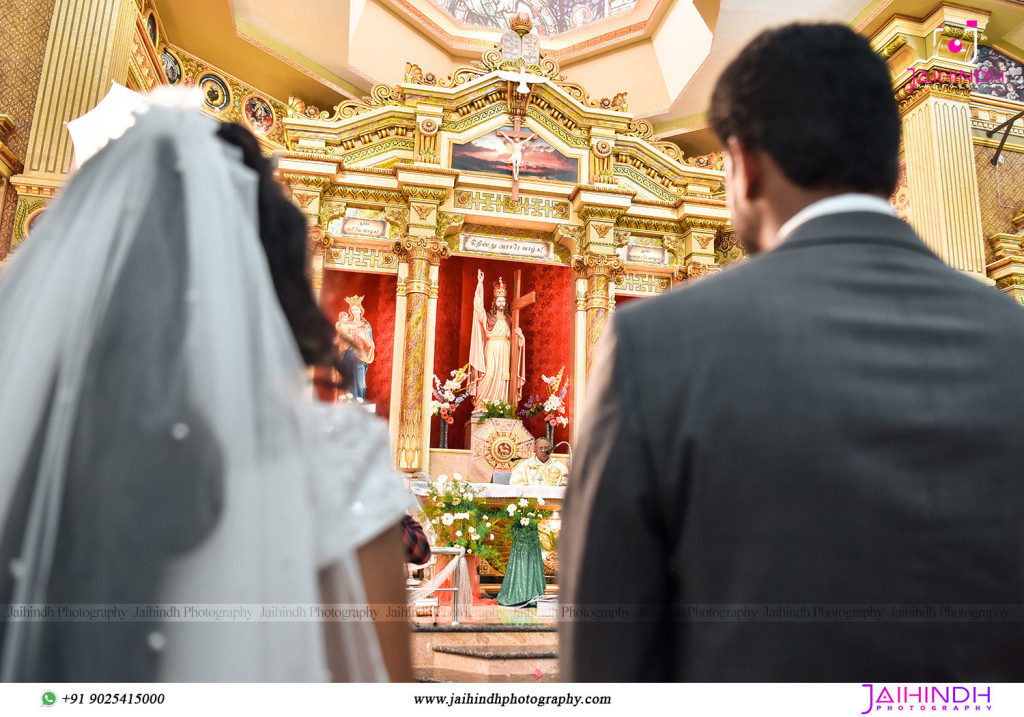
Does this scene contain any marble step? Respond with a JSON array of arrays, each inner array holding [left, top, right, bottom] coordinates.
[[414, 666, 561, 683], [412, 625, 556, 669], [431, 643, 559, 677]]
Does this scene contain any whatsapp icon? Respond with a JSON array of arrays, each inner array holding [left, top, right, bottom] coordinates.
[[42, 691, 57, 706]]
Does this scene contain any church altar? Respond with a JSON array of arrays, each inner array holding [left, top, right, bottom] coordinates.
[[410, 480, 565, 508], [280, 13, 729, 477]]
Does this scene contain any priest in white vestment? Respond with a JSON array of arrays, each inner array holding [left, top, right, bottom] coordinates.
[[511, 437, 567, 486]]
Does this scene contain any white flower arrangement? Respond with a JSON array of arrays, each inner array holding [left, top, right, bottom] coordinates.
[[520, 517, 530, 526], [441, 513, 455, 526], [506, 503, 518, 515], [518, 498, 528, 507]]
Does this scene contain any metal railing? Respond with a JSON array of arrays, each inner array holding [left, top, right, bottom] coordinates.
[[410, 546, 464, 625]]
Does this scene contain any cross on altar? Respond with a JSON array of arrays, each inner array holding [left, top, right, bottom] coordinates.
[[502, 117, 536, 202], [508, 269, 535, 406]]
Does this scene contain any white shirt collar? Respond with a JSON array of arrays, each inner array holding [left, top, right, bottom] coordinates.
[[776, 193, 896, 244]]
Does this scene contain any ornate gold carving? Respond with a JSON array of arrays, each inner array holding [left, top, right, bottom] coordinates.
[[326, 246, 399, 273], [404, 62, 438, 86], [624, 119, 655, 140], [940, 25, 988, 43], [879, 34, 907, 59], [896, 73, 973, 113], [413, 204, 435, 221], [341, 137, 415, 165], [716, 230, 746, 267], [592, 139, 613, 158], [612, 165, 678, 203], [578, 205, 626, 223], [325, 186, 406, 204], [684, 152, 725, 171], [618, 272, 670, 295], [674, 261, 712, 282], [366, 83, 404, 106], [572, 252, 625, 281], [308, 225, 330, 254], [393, 236, 451, 266], [593, 223, 612, 240], [282, 173, 331, 190], [402, 185, 449, 203], [436, 211, 465, 237], [418, 118, 439, 135], [556, 81, 629, 113], [385, 207, 410, 233], [454, 189, 570, 220], [509, 12, 533, 36], [684, 217, 727, 232], [617, 216, 681, 234]]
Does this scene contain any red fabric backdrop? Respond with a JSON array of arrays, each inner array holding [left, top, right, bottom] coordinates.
[[316, 269, 398, 421], [431, 256, 574, 450], [613, 293, 644, 311]]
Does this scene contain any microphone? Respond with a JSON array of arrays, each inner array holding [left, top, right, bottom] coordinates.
[[554, 441, 573, 470]]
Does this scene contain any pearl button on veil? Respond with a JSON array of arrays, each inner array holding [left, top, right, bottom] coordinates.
[[0, 106, 411, 681]]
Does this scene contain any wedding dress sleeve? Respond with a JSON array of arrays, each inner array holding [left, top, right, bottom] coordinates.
[[304, 402, 414, 567]]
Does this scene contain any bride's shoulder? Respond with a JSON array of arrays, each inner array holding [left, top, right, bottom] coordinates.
[[304, 400, 385, 437]]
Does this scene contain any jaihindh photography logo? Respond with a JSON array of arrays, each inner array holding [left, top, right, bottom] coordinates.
[[860, 684, 993, 713]]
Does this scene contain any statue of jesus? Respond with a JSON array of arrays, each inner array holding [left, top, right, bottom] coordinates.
[[497, 130, 536, 181], [469, 270, 525, 411]]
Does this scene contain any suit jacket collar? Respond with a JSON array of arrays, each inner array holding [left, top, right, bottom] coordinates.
[[772, 211, 939, 260]]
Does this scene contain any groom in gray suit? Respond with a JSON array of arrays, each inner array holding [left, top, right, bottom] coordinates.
[[560, 23, 1024, 681]]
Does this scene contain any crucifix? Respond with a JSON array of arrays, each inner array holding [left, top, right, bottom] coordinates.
[[498, 117, 537, 202], [507, 269, 535, 406]]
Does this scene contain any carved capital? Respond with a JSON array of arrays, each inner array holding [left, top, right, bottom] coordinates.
[[895, 72, 972, 114], [572, 252, 625, 281], [308, 225, 331, 255], [393, 236, 451, 265]]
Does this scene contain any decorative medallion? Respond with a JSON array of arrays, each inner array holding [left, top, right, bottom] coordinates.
[[419, 118, 439, 135], [161, 49, 181, 85], [199, 74, 230, 112], [592, 139, 613, 158], [243, 94, 275, 134], [468, 418, 535, 483], [146, 13, 158, 45]]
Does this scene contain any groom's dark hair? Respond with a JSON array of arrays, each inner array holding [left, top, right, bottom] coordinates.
[[708, 23, 900, 196]]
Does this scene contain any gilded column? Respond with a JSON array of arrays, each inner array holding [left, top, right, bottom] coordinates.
[[393, 236, 449, 472], [669, 217, 723, 286], [572, 252, 625, 375], [898, 78, 986, 276], [874, 5, 990, 278], [10, 0, 138, 249]]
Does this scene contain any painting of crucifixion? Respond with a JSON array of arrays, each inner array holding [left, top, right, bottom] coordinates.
[[450, 126, 579, 183]]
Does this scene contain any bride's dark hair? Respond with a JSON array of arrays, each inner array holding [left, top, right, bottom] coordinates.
[[215, 122, 347, 380]]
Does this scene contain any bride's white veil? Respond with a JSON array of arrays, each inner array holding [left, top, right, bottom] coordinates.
[[0, 106, 406, 681]]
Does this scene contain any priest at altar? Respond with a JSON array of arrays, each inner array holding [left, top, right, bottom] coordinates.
[[511, 436, 567, 486]]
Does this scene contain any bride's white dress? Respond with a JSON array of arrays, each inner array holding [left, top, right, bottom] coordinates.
[[0, 105, 411, 681]]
